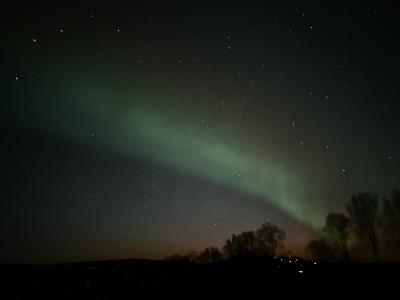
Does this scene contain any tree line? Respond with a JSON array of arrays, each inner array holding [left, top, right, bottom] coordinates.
[[306, 190, 400, 262], [166, 190, 400, 263]]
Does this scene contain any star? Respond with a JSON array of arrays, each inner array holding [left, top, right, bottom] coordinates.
[[7, 4, 400, 265]]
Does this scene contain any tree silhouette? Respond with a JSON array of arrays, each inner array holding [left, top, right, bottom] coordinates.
[[222, 235, 235, 258], [256, 222, 286, 256], [381, 190, 400, 245], [305, 239, 334, 262], [239, 231, 258, 255], [223, 233, 246, 258], [209, 247, 223, 262], [197, 247, 223, 263], [223, 231, 257, 258], [184, 251, 199, 262], [222, 222, 285, 258], [165, 254, 186, 261], [323, 213, 350, 261], [346, 193, 380, 262]]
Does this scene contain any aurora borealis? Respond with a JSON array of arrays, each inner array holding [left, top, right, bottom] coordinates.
[[15, 83, 324, 228], [3, 2, 400, 263]]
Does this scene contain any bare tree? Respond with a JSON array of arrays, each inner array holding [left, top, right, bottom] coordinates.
[[222, 222, 285, 258], [381, 190, 400, 245], [346, 193, 380, 262], [231, 231, 256, 258], [323, 213, 350, 261], [197, 247, 223, 263], [209, 247, 223, 262], [223, 231, 257, 258], [256, 222, 286, 256], [222, 235, 235, 258]]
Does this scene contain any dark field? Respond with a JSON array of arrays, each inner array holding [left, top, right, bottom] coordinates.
[[1, 258, 399, 298]]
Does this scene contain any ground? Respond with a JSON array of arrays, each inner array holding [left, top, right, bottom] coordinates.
[[1, 258, 399, 298]]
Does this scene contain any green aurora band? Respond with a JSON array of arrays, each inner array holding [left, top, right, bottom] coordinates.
[[8, 81, 325, 229]]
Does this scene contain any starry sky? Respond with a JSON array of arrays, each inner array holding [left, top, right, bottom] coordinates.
[[3, 2, 400, 263]]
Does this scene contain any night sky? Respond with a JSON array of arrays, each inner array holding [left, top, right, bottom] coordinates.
[[3, 2, 400, 263]]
